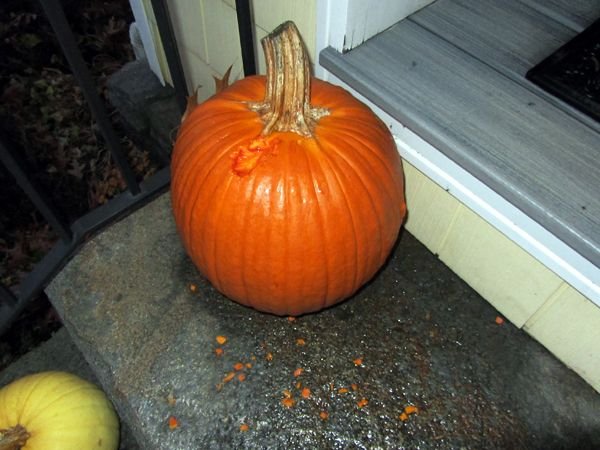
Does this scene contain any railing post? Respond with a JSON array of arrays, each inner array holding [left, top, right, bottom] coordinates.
[[150, 0, 189, 114], [235, 0, 257, 76], [38, 0, 141, 195]]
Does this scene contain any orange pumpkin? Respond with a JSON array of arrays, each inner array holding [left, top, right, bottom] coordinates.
[[171, 22, 406, 315]]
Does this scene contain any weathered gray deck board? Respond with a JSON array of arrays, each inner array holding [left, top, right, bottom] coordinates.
[[518, 0, 600, 31], [320, 20, 600, 266], [411, 0, 600, 131], [411, 0, 573, 81]]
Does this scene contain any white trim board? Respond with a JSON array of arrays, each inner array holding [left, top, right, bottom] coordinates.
[[314, 0, 434, 69], [128, 0, 165, 85], [324, 73, 600, 306]]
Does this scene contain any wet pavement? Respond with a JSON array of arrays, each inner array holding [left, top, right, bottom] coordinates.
[[46, 193, 600, 449]]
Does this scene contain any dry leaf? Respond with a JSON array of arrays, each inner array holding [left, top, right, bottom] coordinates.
[[181, 86, 201, 123], [213, 64, 233, 93]]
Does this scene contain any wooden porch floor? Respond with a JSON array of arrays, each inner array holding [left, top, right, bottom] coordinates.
[[320, 0, 599, 270]]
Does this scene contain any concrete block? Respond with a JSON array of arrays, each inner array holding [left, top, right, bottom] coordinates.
[[525, 285, 600, 391], [403, 162, 461, 255]]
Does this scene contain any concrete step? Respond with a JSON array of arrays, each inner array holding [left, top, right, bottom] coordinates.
[[0, 328, 140, 450], [45, 193, 600, 449], [106, 59, 180, 165]]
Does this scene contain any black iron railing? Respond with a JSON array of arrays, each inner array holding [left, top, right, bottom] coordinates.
[[0, 0, 256, 336], [0, 0, 183, 336]]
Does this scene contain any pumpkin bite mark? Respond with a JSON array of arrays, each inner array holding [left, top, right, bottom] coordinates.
[[231, 138, 279, 176]]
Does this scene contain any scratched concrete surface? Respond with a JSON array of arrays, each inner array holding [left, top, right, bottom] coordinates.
[[45, 193, 600, 450]]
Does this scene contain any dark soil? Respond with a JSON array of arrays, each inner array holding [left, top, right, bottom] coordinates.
[[0, 0, 159, 371]]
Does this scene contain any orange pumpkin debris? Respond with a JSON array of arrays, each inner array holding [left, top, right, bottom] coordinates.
[[351, 383, 358, 391], [319, 411, 329, 420], [293, 368, 304, 377], [287, 316, 296, 322], [338, 387, 349, 394], [282, 389, 293, 398], [239, 423, 249, 432], [189, 283, 197, 292], [266, 352, 273, 361], [399, 412, 409, 421], [405, 405, 419, 415], [166, 393, 177, 406], [281, 397, 295, 408], [237, 373, 246, 382], [216, 335, 227, 345], [296, 338, 306, 346], [357, 398, 369, 408], [246, 362, 253, 369], [233, 362, 244, 371], [214, 347, 224, 357], [353, 357, 363, 366], [495, 316, 505, 325], [223, 372, 235, 383], [301, 387, 311, 399], [168, 415, 179, 430]]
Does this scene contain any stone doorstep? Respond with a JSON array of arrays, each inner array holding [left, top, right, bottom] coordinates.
[[45, 193, 600, 450]]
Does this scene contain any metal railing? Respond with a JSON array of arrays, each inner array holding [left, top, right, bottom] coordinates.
[[0, 0, 256, 336]]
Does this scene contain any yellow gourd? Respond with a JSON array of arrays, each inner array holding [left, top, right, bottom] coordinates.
[[0, 371, 119, 450]]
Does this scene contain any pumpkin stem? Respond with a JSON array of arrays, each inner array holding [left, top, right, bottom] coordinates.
[[249, 21, 329, 137], [0, 425, 30, 450]]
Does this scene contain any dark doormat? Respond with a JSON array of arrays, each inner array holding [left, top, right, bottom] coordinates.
[[527, 18, 600, 122]]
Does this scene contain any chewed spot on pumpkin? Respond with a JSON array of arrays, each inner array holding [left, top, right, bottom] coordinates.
[[170, 21, 406, 315]]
